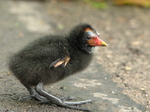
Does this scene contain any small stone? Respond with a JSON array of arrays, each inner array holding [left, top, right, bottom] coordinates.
[[140, 88, 145, 90], [125, 67, 132, 71], [106, 55, 112, 59], [7, 72, 10, 75], [83, 87, 87, 89], [59, 86, 66, 90], [112, 91, 115, 94], [80, 86, 87, 90], [131, 41, 141, 46]]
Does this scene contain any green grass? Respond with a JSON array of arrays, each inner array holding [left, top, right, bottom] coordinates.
[[84, 0, 107, 9]]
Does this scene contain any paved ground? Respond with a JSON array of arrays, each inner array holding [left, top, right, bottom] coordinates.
[[0, 0, 150, 112]]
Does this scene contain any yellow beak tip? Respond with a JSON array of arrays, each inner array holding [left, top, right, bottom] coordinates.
[[101, 42, 107, 46]]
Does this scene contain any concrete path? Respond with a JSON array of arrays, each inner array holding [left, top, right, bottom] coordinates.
[[0, 1, 149, 112]]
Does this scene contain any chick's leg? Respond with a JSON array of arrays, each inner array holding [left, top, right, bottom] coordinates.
[[35, 82, 91, 111], [20, 83, 48, 102]]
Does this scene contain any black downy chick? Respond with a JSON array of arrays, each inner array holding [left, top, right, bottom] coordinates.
[[9, 23, 107, 111]]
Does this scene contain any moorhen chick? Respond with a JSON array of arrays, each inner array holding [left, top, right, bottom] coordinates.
[[9, 23, 107, 111]]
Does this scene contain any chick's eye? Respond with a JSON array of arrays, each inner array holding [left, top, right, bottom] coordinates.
[[87, 36, 91, 39]]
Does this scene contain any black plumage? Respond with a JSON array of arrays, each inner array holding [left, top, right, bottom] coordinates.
[[8, 23, 107, 111]]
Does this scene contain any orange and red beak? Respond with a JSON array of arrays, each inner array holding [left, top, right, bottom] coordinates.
[[85, 30, 107, 47], [87, 36, 107, 46]]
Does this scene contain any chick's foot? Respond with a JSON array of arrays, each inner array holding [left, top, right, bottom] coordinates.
[[35, 82, 92, 112]]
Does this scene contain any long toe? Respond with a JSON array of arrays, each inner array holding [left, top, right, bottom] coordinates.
[[60, 96, 77, 101], [64, 100, 92, 105], [33, 93, 48, 102], [19, 95, 33, 101], [19, 94, 48, 102], [40, 100, 91, 112], [57, 102, 91, 112]]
